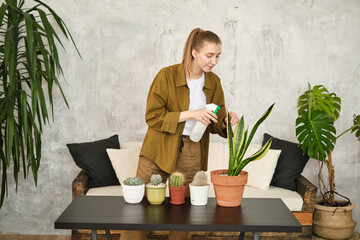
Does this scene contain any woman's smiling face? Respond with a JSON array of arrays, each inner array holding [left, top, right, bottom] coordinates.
[[192, 41, 222, 73]]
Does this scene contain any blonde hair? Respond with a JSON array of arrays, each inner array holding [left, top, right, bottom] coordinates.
[[182, 28, 221, 79]]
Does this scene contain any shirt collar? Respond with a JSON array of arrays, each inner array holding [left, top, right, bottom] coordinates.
[[176, 64, 214, 89]]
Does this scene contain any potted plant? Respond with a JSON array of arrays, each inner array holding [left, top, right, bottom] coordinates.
[[146, 174, 166, 205], [210, 104, 274, 207], [296, 84, 359, 239], [169, 172, 186, 205], [189, 171, 209, 206], [122, 177, 145, 204], [0, 0, 80, 208]]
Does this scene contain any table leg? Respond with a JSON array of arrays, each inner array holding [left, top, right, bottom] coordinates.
[[91, 229, 97, 240], [106, 229, 112, 240], [238, 232, 245, 240], [254, 232, 259, 240]]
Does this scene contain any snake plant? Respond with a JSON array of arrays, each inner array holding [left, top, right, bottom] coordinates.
[[227, 104, 275, 176], [0, 0, 80, 208]]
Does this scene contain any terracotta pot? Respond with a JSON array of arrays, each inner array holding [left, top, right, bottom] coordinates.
[[313, 201, 357, 239], [169, 185, 187, 205], [210, 169, 248, 207]]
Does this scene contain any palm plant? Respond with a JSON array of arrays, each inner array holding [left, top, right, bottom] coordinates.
[[227, 103, 274, 176], [295, 83, 360, 206], [0, 0, 80, 208]]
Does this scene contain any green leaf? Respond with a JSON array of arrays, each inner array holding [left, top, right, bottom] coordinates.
[[233, 139, 272, 176], [227, 104, 275, 176], [233, 116, 245, 170], [295, 110, 336, 160], [0, 0, 80, 209], [227, 112, 234, 175], [243, 103, 275, 154], [0, 4, 7, 28]]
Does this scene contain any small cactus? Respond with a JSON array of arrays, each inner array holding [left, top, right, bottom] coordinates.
[[123, 177, 144, 186], [170, 172, 184, 187], [150, 174, 162, 185], [191, 171, 208, 186]]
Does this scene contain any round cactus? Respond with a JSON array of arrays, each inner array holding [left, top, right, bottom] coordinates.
[[123, 177, 144, 186], [150, 174, 162, 185], [170, 172, 184, 187], [191, 171, 208, 186]]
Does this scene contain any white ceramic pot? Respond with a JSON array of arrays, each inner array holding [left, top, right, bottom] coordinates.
[[189, 183, 209, 206], [122, 184, 145, 204]]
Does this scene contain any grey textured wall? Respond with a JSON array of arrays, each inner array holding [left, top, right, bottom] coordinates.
[[0, 0, 359, 235]]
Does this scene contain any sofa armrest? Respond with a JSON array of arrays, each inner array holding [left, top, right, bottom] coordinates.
[[296, 174, 317, 213], [72, 170, 89, 200]]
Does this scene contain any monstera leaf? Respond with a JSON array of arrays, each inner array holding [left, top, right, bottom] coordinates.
[[296, 110, 336, 160], [351, 115, 360, 141], [297, 84, 341, 121]]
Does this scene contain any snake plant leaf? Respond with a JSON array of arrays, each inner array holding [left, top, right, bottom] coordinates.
[[227, 104, 275, 176], [233, 116, 245, 171], [233, 139, 272, 176], [243, 103, 275, 154], [227, 112, 234, 175], [296, 110, 336, 160]]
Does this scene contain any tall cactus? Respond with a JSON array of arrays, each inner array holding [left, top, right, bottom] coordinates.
[[170, 172, 185, 187]]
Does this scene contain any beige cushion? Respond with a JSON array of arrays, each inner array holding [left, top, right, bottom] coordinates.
[[106, 142, 142, 184], [243, 145, 281, 190]]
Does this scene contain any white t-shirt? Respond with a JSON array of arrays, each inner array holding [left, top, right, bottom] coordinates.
[[182, 72, 206, 135]]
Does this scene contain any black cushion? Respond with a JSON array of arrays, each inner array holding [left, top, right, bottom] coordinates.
[[67, 135, 120, 188], [262, 133, 309, 191]]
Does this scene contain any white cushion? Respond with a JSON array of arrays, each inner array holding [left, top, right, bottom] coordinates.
[[242, 145, 281, 190], [87, 185, 123, 196], [243, 185, 303, 211], [106, 142, 142, 184], [86, 184, 303, 211]]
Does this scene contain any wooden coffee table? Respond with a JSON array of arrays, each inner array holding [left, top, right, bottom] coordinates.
[[55, 196, 302, 240]]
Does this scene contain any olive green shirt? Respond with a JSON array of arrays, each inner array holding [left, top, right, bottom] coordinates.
[[140, 63, 227, 173]]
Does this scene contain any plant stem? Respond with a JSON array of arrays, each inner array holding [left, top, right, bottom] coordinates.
[[336, 126, 354, 139], [328, 152, 335, 205]]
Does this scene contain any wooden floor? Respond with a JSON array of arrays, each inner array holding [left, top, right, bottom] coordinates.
[[0, 235, 71, 240]]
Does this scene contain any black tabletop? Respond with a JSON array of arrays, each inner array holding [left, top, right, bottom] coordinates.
[[55, 196, 301, 233]]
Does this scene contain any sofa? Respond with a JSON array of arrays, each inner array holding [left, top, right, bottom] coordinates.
[[69, 136, 317, 240]]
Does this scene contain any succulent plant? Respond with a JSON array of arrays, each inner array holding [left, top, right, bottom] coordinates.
[[170, 172, 185, 187], [150, 174, 162, 185], [123, 177, 144, 186], [191, 171, 208, 186]]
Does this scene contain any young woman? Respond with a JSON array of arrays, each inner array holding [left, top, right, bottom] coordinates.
[[120, 28, 239, 240]]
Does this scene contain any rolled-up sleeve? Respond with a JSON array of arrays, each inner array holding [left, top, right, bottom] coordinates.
[[145, 69, 180, 134]]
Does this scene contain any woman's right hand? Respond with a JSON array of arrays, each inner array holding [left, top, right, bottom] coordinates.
[[192, 108, 218, 125]]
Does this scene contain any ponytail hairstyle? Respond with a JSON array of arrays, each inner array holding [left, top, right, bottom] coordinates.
[[182, 28, 221, 78]]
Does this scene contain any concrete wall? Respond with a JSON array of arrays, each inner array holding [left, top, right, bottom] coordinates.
[[0, 0, 359, 235]]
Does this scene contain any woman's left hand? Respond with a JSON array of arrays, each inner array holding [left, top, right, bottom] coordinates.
[[223, 111, 239, 127]]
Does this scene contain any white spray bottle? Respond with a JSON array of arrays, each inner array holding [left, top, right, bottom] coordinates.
[[190, 103, 220, 142]]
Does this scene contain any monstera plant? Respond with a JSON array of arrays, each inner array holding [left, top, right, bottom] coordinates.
[[0, 0, 80, 208], [296, 84, 360, 206]]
